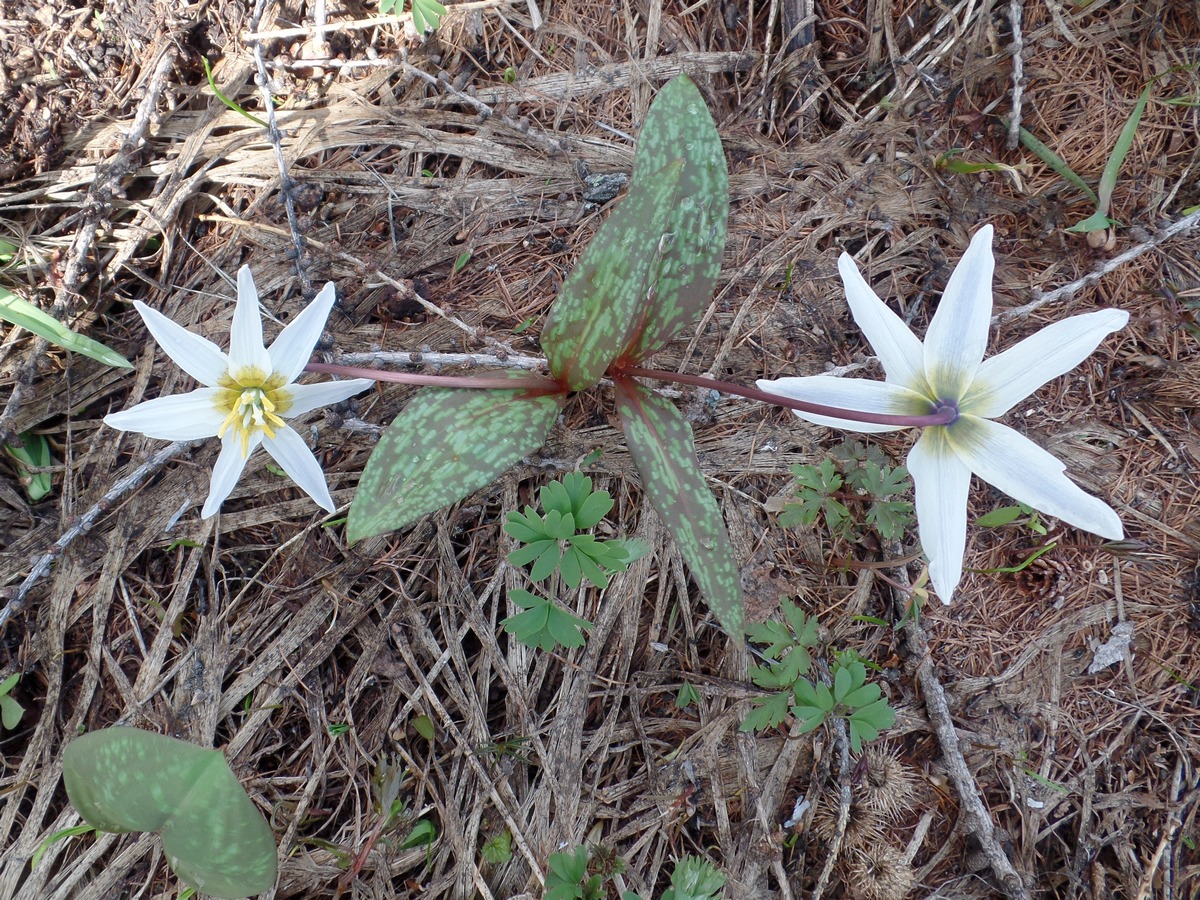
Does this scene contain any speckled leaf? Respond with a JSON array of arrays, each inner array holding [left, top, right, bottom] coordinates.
[[63, 726, 276, 899], [614, 377, 743, 638], [621, 74, 729, 361], [542, 159, 683, 391], [347, 374, 563, 542]]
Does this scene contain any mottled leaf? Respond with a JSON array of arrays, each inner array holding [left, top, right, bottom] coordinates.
[[348, 373, 563, 542], [614, 377, 742, 637], [542, 159, 683, 390], [62, 727, 276, 899], [620, 74, 729, 361]]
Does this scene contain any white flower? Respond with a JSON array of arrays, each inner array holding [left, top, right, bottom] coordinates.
[[105, 267, 374, 517], [757, 226, 1127, 602]]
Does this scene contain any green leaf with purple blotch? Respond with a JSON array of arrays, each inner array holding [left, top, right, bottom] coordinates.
[[542, 159, 683, 391], [62, 727, 277, 899], [347, 373, 563, 542], [614, 377, 742, 638], [619, 74, 729, 362]]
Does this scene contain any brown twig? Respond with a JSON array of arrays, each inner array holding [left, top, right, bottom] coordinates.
[[998, 209, 1200, 321], [1006, 0, 1025, 150]]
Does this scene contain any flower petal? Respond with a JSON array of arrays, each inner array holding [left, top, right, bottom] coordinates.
[[269, 281, 339, 384], [906, 427, 971, 603], [961, 309, 1129, 418], [104, 389, 225, 440], [837, 253, 928, 392], [923, 226, 995, 400], [945, 415, 1124, 539], [262, 426, 336, 513], [133, 301, 228, 386], [756, 376, 932, 433], [230, 266, 272, 374], [201, 429, 261, 518], [281, 378, 374, 418]]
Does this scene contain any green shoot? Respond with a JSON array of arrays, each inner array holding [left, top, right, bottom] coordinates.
[[976, 501, 1047, 536], [201, 58, 267, 127], [505, 472, 642, 590], [379, 0, 447, 32], [0, 673, 24, 730], [481, 830, 512, 864], [660, 856, 726, 900], [0, 286, 132, 369], [545, 845, 606, 900], [3, 432, 52, 501]]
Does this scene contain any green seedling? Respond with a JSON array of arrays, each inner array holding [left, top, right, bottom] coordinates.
[[545, 845, 606, 900], [473, 734, 532, 765], [742, 605, 895, 752], [976, 501, 1047, 536], [3, 431, 52, 501], [793, 653, 896, 753], [780, 440, 913, 541], [0, 673, 24, 730], [62, 727, 277, 899], [936, 149, 1031, 192], [675, 681, 700, 709], [501, 589, 592, 652], [1012, 80, 1153, 236], [481, 829, 512, 864], [660, 856, 726, 900], [0, 286, 132, 368], [505, 472, 645, 589], [379, 0, 447, 31], [201, 58, 267, 127]]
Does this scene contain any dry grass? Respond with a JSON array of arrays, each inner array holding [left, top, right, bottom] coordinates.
[[1, 0, 1199, 898]]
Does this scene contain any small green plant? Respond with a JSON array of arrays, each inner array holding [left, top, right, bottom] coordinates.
[[544, 845, 608, 900], [481, 829, 512, 864], [793, 652, 896, 753], [660, 855, 726, 900], [379, 0, 447, 31], [0, 673, 24, 730], [779, 440, 913, 541], [473, 734, 532, 765], [976, 501, 1047, 536], [0, 286, 132, 369], [62, 727, 276, 899], [501, 589, 592, 652], [3, 432, 51, 501], [505, 472, 644, 590], [1011, 80, 1152, 235], [741, 603, 895, 752]]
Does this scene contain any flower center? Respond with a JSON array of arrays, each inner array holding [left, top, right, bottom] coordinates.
[[215, 370, 291, 457], [931, 398, 960, 427]]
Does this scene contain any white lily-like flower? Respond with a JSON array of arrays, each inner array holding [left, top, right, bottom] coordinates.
[[758, 226, 1127, 602], [105, 267, 374, 517]]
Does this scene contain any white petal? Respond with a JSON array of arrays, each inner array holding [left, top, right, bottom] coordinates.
[[281, 379, 374, 418], [133, 301, 228, 386], [923, 226, 995, 400], [269, 281, 339, 384], [262, 426, 336, 513], [201, 429, 261, 518], [906, 427, 971, 603], [104, 389, 225, 440], [945, 415, 1124, 539], [230, 266, 272, 374], [837, 253, 928, 392], [756, 376, 931, 433], [962, 309, 1129, 418]]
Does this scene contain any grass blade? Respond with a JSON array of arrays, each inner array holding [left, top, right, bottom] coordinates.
[[0, 287, 133, 369], [1014, 125, 1099, 205]]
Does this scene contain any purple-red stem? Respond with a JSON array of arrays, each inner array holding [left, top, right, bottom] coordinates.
[[305, 362, 958, 428]]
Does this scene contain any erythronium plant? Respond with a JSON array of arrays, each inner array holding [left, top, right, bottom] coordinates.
[[319, 75, 953, 639], [757, 225, 1128, 602], [104, 267, 374, 516]]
